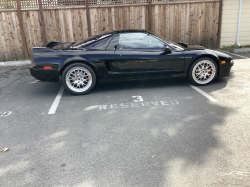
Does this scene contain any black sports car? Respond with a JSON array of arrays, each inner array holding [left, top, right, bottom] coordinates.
[[30, 29, 234, 95]]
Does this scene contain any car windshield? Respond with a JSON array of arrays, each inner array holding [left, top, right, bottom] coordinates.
[[72, 31, 113, 48], [153, 35, 185, 51]]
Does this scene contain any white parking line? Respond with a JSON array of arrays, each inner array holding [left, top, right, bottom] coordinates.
[[48, 85, 64, 114], [219, 50, 250, 59], [185, 81, 217, 102]]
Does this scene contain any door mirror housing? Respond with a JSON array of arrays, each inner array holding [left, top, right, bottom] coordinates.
[[164, 46, 171, 53], [161, 46, 172, 54]]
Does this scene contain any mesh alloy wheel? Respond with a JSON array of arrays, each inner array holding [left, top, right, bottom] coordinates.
[[188, 58, 217, 86], [62, 63, 96, 95], [66, 67, 92, 93], [192, 60, 216, 84]]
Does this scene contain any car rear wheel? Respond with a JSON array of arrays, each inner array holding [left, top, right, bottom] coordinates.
[[62, 63, 96, 95], [188, 58, 217, 85]]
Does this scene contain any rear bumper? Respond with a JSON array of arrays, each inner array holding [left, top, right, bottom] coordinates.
[[30, 65, 59, 82], [219, 60, 234, 77]]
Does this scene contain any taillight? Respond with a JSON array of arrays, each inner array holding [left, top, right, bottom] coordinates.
[[44, 66, 52, 69]]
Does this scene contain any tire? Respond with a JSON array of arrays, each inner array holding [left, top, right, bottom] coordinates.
[[188, 57, 217, 86], [62, 63, 96, 95]]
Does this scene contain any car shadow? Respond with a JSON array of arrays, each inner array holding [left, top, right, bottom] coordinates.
[[0, 66, 236, 186], [0, 93, 233, 187], [62, 76, 232, 97], [94, 78, 185, 93]]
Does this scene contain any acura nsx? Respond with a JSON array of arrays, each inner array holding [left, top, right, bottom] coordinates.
[[30, 29, 234, 94]]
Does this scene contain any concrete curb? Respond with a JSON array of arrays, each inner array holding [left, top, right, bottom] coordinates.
[[233, 48, 250, 53], [0, 60, 32, 67]]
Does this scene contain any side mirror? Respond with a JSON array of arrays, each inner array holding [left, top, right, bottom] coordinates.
[[161, 46, 172, 54]]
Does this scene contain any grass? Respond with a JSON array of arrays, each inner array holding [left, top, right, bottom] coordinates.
[[0, 57, 33, 62], [213, 43, 250, 51]]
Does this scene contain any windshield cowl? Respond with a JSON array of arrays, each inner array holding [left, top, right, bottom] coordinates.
[[177, 42, 205, 51]]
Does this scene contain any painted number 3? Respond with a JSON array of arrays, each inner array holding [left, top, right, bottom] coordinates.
[[132, 96, 143, 102]]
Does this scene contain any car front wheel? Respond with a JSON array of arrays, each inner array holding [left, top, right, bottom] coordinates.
[[188, 58, 217, 85], [62, 63, 96, 95]]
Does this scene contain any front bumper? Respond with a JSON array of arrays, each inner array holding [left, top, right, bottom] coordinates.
[[30, 65, 59, 82], [219, 60, 234, 77]]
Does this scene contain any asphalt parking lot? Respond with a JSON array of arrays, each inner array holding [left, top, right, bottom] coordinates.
[[1, 51, 250, 187]]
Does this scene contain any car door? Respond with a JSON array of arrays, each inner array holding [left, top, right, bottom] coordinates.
[[115, 32, 185, 79]]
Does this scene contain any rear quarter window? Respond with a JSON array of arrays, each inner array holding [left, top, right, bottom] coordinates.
[[84, 36, 112, 49]]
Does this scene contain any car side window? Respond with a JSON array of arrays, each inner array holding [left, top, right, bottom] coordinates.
[[84, 36, 111, 49], [119, 33, 164, 50]]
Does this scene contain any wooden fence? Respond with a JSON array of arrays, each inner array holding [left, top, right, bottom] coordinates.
[[0, 0, 221, 61]]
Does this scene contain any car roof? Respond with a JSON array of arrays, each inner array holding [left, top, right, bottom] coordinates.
[[113, 29, 147, 34], [87, 29, 149, 39], [72, 29, 151, 48]]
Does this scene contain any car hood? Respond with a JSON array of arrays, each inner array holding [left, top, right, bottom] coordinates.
[[210, 49, 232, 58], [204, 49, 233, 60], [178, 42, 233, 59]]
